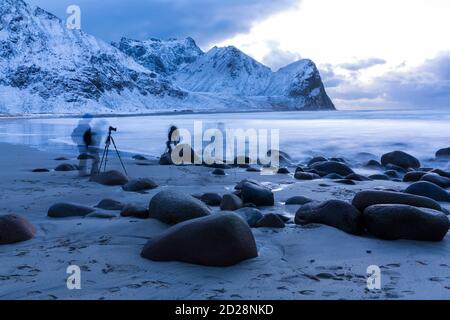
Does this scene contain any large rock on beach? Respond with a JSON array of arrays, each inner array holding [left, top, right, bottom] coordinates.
[[363, 204, 449, 241], [55, 163, 77, 172], [352, 190, 442, 212], [148, 190, 211, 225], [295, 200, 363, 235], [121, 205, 150, 219], [403, 171, 427, 182], [310, 161, 354, 176], [198, 193, 222, 206], [285, 196, 313, 205], [48, 203, 95, 218], [220, 194, 244, 211], [240, 181, 274, 207], [381, 151, 420, 170], [141, 213, 258, 267], [256, 214, 285, 229], [95, 199, 124, 211], [294, 172, 320, 180], [436, 147, 450, 159], [122, 178, 158, 192], [0, 215, 36, 245], [234, 208, 264, 227], [404, 182, 450, 202], [91, 170, 129, 186], [420, 173, 450, 188]]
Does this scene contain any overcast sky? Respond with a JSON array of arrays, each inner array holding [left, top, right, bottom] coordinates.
[[28, 0, 450, 109]]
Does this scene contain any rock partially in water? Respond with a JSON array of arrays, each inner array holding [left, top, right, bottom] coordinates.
[[199, 193, 222, 206], [55, 163, 77, 172], [381, 151, 421, 170], [404, 181, 450, 202], [294, 172, 320, 180], [95, 199, 124, 211], [240, 181, 274, 207], [285, 196, 314, 205], [141, 213, 258, 267], [363, 204, 449, 241], [234, 208, 264, 228], [435, 147, 450, 159], [310, 161, 354, 176], [420, 173, 450, 188], [403, 171, 427, 182]]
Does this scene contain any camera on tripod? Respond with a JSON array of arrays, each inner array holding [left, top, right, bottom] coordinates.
[[109, 126, 117, 133], [98, 125, 128, 176]]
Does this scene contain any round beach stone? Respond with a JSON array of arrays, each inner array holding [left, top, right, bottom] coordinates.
[[90, 170, 129, 186], [95, 199, 123, 211], [234, 207, 264, 227], [277, 167, 290, 174], [55, 163, 77, 172], [308, 156, 328, 166], [294, 172, 320, 180], [121, 205, 150, 219], [346, 173, 371, 181], [199, 193, 222, 206], [368, 174, 391, 181], [404, 181, 450, 202], [436, 147, 450, 159], [352, 190, 442, 212], [285, 196, 313, 205], [381, 151, 421, 170], [148, 190, 211, 225], [240, 181, 274, 207], [403, 171, 427, 182], [48, 203, 95, 218], [365, 160, 382, 168], [255, 214, 285, 229], [295, 200, 363, 235], [32, 168, 50, 173], [363, 204, 449, 241], [420, 173, 450, 188], [212, 168, 226, 176], [220, 194, 244, 211], [141, 213, 258, 267], [122, 178, 158, 192], [310, 161, 354, 176], [0, 215, 36, 245]]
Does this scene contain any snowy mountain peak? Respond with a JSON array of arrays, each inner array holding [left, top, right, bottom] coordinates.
[[113, 37, 204, 75]]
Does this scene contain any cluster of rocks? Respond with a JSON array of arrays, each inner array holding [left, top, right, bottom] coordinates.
[[294, 190, 449, 242]]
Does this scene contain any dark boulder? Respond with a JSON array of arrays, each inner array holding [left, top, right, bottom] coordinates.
[[335, 179, 356, 185], [32, 168, 50, 173], [384, 170, 399, 178], [267, 150, 292, 166], [48, 203, 95, 218], [220, 194, 244, 211], [121, 205, 150, 219], [212, 168, 226, 176], [234, 208, 264, 227], [132, 155, 148, 161], [385, 164, 407, 173], [95, 199, 123, 211], [91, 171, 129, 186], [363, 205, 449, 241], [421, 173, 450, 188], [430, 169, 450, 179], [310, 161, 354, 176], [436, 147, 450, 159], [122, 178, 158, 192], [368, 174, 391, 181], [256, 214, 285, 229], [308, 156, 328, 166], [285, 196, 313, 205], [246, 167, 261, 173], [241, 181, 274, 206], [381, 151, 420, 170], [403, 171, 427, 182], [346, 173, 371, 181], [148, 190, 211, 225], [404, 182, 450, 202], [199, 193, 222, 206], [0, 215, 36, 245], [294, 172, 320, 180], [324, 173, 344, 180], [295, 200, 363, 235], [159, 152, 173, 165], [352, 190, 442, 212], [55, 163, 77, 172], [365, 160, 382, 168], [141, 213, 258, 267], [277, 167, 290, 174]]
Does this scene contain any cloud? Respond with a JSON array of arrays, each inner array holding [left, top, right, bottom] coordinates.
[[339, 58, 387, 71], [321, 53, 450, 109], [262, 41, 302, 71], [27, 0, 299, 45]]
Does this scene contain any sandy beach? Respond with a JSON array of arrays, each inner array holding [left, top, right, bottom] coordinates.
[[0, 141, 449, 300]]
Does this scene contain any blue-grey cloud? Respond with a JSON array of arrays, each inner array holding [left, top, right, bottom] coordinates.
[[339, 58, 387, 71], [322, 53, 450, 109], [27, 0, 299, 45]]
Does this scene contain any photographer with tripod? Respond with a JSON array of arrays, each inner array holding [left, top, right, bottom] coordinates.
[[71, 115, 105, 177]]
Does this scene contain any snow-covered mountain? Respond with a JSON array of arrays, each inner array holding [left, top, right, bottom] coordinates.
[[112, 37, 203, 75], [0, 0, 187, 114], [0, 0, 335, 115]]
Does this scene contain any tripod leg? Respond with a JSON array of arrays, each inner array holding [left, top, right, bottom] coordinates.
[[99, 142, 108, 174], [110, 137, 128, 176]]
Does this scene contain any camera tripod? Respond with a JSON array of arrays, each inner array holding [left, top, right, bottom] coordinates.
[[99, 127, 128, 176]]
